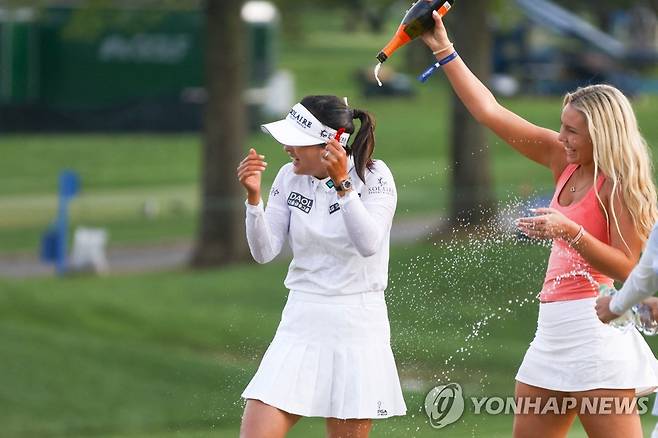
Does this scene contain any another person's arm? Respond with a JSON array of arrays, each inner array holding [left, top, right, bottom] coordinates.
[[237, 149, 290, 263], [596, 225, 658, 322]]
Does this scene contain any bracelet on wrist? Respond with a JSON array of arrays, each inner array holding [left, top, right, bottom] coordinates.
[[432, 42, 454, 56], [568, 225, 585, 247], [417, 51, 459, 83]]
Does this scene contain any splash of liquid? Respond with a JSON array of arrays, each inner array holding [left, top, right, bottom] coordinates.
[[387, 192, 550, 396], [374, 62, 383, 87]]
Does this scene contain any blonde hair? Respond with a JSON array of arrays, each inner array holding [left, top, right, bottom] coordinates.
[[563, 84, 658, 247]]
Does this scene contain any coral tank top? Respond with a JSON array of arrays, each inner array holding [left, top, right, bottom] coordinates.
[[539, 164, 613, 302]]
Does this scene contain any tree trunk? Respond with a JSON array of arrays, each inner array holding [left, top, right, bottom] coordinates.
[[191, 0, 248, 267], [449, 1, 496, 227]]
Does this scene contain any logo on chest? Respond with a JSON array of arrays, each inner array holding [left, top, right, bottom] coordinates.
[[287, 192, 313, 213]]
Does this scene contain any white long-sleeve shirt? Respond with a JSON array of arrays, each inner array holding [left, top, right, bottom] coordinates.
[[245, 159, 397, 295], [609, 223, 658, 314]]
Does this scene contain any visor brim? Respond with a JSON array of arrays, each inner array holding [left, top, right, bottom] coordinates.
[[260, 119, 325, 146]]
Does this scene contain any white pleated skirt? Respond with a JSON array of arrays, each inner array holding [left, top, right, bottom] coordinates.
[[516, 297, 658, 395], [242, 290, 407, 419]]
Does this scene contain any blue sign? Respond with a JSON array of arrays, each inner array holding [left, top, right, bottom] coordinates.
[[40, 170, 81, 275]]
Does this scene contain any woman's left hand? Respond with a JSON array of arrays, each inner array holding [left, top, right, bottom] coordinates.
[[321, 139, 349, 187], [595, 295, 620, 324], [516, 207, 579, 241]]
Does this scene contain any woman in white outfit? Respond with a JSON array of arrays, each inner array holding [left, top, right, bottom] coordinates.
[[236, 95, 406, 438], [596, 226, 658, 438], [421, 9, 658, 438]]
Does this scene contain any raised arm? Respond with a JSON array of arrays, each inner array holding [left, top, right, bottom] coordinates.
[[422, 11, 566, 178]]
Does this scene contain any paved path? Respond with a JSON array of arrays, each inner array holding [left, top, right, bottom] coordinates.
[[0, 217, 445, 278]]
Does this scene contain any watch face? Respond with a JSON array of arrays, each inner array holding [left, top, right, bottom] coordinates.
[[338, 179, 352, 191]]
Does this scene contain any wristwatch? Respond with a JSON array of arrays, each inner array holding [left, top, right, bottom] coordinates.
[[335, 178, 353, 192]]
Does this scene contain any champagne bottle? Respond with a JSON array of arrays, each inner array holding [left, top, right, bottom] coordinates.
[[376, 0, 455, 63], [634, 303, 658, 335]]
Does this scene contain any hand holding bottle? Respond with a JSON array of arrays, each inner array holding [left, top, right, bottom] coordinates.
[[237, 148, 267, 205], [641, 297, 658, 321], [421, 10, 452, 55], [637, 297, 658, 335]]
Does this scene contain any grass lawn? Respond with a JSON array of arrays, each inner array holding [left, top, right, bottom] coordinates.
[[2, 235, 658, 437]]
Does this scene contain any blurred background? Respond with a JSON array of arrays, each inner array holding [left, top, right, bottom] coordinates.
[[3, 0, 658, 436]]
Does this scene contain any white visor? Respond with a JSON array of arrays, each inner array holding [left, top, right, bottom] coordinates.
[[261, 103, 351, 147]]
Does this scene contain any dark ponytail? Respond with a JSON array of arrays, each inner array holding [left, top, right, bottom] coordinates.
[[350, 108, 375, 183], [299, 95, 376, 183]]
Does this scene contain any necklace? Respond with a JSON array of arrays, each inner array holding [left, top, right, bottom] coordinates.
[[569, 167, 583, 192], [569, 167, 593, 192]]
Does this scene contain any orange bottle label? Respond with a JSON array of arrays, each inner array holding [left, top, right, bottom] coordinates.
[[437, 1, 452, 16], [381, 25, 412, 57]]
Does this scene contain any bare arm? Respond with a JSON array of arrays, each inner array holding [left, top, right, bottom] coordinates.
[[422, 11, 566, 179], [570, 181, 643, 282]]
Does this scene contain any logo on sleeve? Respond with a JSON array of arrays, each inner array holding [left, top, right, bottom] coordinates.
[[368, 176, 395, 196], [271, 187, 280, 197], [329, 203, 340, 214], [287, 192, 313, 213]]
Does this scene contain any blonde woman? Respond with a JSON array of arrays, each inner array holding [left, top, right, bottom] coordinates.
[[422, 10, 658, 438]]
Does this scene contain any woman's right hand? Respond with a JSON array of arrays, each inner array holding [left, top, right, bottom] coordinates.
[[421, 10, 452, 54], [237, 148, 267, 205]]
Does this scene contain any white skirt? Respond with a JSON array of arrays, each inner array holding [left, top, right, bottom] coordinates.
[[516, 297, 658, 395], [242, 290, 407, 419]]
